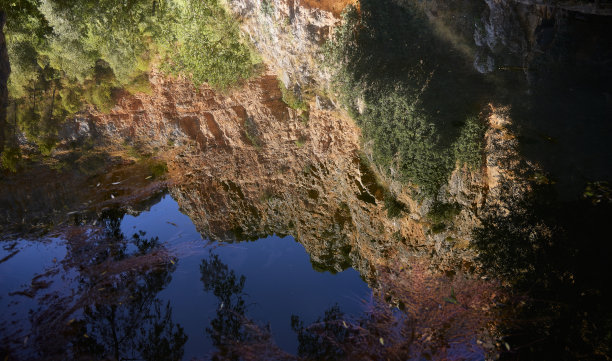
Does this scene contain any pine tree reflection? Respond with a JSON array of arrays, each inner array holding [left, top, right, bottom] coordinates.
[[291, 305, 356, 361], [200, 252, 248, 358], [199, 251, 296, 360], [23, 209, 187, 360]]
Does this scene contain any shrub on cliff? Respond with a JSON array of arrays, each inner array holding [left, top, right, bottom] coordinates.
[[323, 2, 489, 197], [453, 116, 486, 170], [2, 0, 258, 157], [157, 0, 259, 90]]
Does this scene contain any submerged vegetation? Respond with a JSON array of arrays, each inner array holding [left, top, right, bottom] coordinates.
[[0, 0, 258, 167]]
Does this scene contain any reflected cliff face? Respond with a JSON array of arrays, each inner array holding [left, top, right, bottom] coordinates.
[[88, 70, 433, 278], [0, 194, 379, 360], [2, 1, 610, 359]]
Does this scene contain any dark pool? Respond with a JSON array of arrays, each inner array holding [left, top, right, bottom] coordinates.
[[0, 194, 372, 360]]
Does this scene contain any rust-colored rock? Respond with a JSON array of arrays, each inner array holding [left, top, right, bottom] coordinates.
[[91, 72, 433, 279]]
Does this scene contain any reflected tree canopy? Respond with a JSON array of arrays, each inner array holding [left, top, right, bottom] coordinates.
[[2, 208, 187, 360], [473, 178, 612, 359], [201, 252, 248, 350]]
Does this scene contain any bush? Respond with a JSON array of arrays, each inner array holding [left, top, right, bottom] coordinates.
[[279, 80, 308, 111], [158, 0, 259, 90], [147, 159, 168, 178], [426, 201, 461, 224], [323, 2, 490, 197], [383, 192, 407, 218], [4, 0, 258, 155], [244, 117, 262, 149], [453, 116, 485, 169]]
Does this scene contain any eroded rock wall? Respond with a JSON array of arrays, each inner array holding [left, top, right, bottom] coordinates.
[[226, 0, 353, 92], [93, 72, 426, 278], [89, 0, 548, 277]]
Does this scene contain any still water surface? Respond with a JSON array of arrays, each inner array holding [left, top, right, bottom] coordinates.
[[0, 194, 371, 360]]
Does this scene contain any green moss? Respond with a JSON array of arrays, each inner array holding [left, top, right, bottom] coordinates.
[[279, 80, 308, 111], [383, 192, 407, 218], [426, 201, 461, 224], [147, 159, 168, 178]]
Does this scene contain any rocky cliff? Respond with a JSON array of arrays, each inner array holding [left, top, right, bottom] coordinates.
[[87, 62, 531, 284], [83, 0, 539, 278], [92, 71, 404, 278], [227, 0, 354, 92], [84, 0, 608, 281]]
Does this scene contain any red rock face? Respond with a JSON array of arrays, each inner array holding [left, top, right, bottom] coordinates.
[[91, 71, 426, 278], [92, 67, 527, 283]]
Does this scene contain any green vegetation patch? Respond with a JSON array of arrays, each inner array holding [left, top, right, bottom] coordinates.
[[453, 116, 486, 170], [279, 80, 308, 111], [2, 0, 258, 158], [323, 3, 490, 197], [383, 192, 407, 218], [426, 201, 461, 224], [147, 159, 169, 178], [244, 117, 262, 149], [158, 0, 260, 90], [425, 201, 461, 233]]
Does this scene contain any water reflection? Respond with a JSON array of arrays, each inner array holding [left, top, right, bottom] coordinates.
[[201, 252, 248, 357], [1, 208, 186, 360], [1, 194, 376, 360], [473, 177, 612, 359]]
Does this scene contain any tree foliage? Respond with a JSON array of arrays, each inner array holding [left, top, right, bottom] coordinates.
[[157, 0, 259, 90], [1, 0, 257, 161], [324, 2, 489, 197]]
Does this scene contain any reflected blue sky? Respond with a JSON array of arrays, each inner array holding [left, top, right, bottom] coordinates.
[[1, 194, 372, 359]]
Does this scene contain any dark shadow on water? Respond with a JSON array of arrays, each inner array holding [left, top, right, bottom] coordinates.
[[473, 178, 612, 360], [503, 11, 612, 198]]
